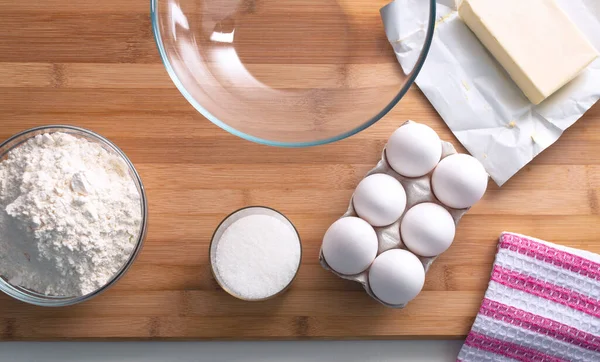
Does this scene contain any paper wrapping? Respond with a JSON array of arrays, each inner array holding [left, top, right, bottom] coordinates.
[[381, 0, 600, 186]]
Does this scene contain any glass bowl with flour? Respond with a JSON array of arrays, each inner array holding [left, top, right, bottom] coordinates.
[[0, 125, 148, 306]]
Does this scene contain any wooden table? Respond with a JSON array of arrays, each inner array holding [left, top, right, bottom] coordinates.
[[0, 0, 599, 340]]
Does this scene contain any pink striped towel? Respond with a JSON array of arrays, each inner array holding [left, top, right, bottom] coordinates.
[[458, 232, 600, 362]]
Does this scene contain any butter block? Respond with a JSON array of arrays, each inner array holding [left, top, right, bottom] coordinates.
[[458, 0, 598, 105]]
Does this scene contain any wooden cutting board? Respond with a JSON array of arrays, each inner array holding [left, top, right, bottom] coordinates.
[[1, 0, 599, 340]]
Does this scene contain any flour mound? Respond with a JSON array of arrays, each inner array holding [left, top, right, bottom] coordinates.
[[0, 132, 142, 296]]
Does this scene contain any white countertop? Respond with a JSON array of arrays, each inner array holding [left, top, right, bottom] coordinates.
[[0, 341, 463, 361]]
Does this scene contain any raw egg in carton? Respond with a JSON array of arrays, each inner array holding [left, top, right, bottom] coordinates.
[[319, 120, 489, 308]]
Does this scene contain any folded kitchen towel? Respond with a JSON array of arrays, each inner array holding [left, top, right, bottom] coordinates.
[[458, 232, 600, 361]]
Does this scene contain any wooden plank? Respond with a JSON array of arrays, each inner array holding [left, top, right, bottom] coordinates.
[[0, 0, 146, 13], [134, 163, 600, 191], [1, 105, 600, 143], [0, 315, 474, 340], [145, 188, 595, 216], [0, 14, 156, 64], [0, 0, 391, 15], [0, 291, 481, 319], [105, 263, 492, 293], [0, 63, 405, 89]]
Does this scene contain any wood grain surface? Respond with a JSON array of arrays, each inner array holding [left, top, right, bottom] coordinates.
[[0, 0, 599, 340]]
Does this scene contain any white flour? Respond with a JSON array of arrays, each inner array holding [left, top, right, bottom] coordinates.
[[0, 132, 142, 297]]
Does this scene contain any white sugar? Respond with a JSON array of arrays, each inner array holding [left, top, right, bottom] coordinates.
[[214, 214, 301, 300]]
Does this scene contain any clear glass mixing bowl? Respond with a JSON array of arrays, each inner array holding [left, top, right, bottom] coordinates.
[[0, 126, 148, 307], [151, 0, 436, 146]]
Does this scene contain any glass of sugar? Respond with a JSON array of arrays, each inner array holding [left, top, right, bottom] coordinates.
[[209, 206, 302, 301]]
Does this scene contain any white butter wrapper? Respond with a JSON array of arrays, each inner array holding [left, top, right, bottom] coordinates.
[[381, 0, 600, 186], [319, 121, 470, 308]]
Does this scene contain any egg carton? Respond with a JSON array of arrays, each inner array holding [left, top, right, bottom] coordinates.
[[319, 120, 470, 308]]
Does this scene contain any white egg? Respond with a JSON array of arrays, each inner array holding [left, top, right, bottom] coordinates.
[[352, 174, 407, 227], [432, 154, 488, 209], [368, 249, 425, 305], [322, 217, 379, 275], [386, 123, 442, 177], [400, 203, 456, 257]]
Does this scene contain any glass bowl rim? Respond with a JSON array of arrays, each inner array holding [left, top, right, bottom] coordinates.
[[209, 206, 302, 301], [150, 0, 437, 147], [0, 125, 149, 307]]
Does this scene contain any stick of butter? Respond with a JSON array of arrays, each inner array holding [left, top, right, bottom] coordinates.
[[458, 0, 599, 105]]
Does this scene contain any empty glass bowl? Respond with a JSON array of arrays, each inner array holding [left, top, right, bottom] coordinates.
[[151, 0, 436, 146]]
